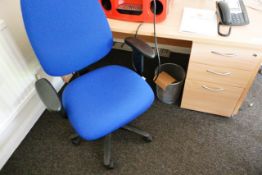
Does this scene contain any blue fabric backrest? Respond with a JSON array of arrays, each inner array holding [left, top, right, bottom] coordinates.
[[21, 0, 113, 76]]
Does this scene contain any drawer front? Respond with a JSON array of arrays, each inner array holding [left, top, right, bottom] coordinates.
[[190, 43, 261, 71], [181, 80, 243, 117], [187, 62, 251, 87]]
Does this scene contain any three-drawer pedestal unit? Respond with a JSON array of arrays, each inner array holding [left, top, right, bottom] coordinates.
[[181, 42, 262, 117]]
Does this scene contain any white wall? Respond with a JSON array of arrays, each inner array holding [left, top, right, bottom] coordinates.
[[0, 0, 37, 66], [0, 0, 64, 169]]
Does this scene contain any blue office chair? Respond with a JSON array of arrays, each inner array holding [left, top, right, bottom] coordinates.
[[21, 0, 156, 169]]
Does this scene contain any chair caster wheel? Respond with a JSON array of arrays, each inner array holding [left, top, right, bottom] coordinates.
[[71, 136, 81, 146], [143, 135, 153, 142], [104, 160, 114, 169]]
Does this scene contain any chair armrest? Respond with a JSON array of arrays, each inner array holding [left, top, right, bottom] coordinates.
[[125, 37, 156, 59], [35, 78, 62, 112]]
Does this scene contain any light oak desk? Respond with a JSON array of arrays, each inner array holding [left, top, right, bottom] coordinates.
[[107, 0, 262, 117]]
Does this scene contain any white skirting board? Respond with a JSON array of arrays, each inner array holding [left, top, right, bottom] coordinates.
[[0, 77, 64, 170]]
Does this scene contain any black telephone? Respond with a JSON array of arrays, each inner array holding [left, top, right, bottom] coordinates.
[[216, 0, 249, 36]]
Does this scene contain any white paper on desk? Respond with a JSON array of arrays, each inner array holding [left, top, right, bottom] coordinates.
[[246, 0, 262, 11], [180, 8, 217, 36]]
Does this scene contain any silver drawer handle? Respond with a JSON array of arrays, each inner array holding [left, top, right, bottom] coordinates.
[[207, 69, 232, 76], [201, 85, 225, 92], [211, 51, 237, 57]]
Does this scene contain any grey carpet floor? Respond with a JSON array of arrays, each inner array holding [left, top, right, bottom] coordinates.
[[1, 50, 262, 175]]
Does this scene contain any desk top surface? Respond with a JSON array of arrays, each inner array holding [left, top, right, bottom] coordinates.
[[108, 0, 262, 49]]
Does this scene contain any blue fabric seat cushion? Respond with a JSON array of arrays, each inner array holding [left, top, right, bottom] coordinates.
[[62, 65, 154, 140]]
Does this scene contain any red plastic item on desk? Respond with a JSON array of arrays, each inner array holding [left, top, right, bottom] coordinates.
[[99, 0, 169, 23]]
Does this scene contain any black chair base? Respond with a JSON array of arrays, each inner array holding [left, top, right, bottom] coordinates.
[[103, 134, 114, 169], [70, 133, 82, 145], [121, 125, 153, 142], [70, 125, 152, 169]]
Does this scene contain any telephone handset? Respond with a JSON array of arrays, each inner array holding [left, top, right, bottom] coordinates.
[[216, 0, 249, 37], [216, 1, 232, 25]]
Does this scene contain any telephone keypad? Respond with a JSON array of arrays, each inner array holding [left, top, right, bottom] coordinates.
[[231, 13, 245, 26]]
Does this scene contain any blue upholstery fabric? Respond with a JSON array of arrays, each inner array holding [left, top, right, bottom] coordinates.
[[21, 0, 155, 141], [62, 65, 154, 140], [21, 0, 113, 76]]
